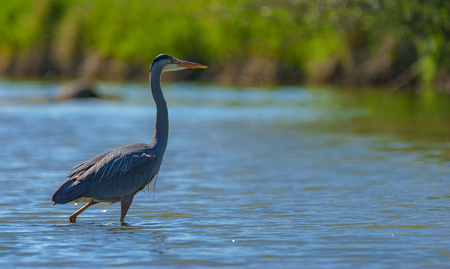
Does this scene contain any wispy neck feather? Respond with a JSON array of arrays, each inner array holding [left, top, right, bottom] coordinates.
[[149, 63, 169, 154]]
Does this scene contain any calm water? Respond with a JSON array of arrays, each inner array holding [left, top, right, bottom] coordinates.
[[0, 80, 449, 268]]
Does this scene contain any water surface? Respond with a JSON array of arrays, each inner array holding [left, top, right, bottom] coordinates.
[[0, 81, 449, 268]]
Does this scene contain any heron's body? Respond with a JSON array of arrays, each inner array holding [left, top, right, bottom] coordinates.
[[52, 54, 206, 223], [53, 142, 160, 204]]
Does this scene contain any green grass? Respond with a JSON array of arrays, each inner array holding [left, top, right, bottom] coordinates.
[[0, 0, 449, 88]]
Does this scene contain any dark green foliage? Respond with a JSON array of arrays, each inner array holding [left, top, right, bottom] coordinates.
[[0, 0, 448, 89]]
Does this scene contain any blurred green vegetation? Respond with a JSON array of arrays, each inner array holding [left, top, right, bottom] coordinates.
[[0, 0, 449, 90]]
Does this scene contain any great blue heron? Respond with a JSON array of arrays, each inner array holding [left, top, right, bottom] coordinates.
[[52, 54, 207, 223]]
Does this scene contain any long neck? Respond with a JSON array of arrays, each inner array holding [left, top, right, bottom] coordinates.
[[149, 65, 169, 154]]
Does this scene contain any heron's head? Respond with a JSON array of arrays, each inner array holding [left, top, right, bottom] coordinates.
[[150, 54, 207, 73]]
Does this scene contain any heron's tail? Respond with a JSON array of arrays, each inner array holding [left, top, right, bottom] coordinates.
[[52, 179, 84, 204]]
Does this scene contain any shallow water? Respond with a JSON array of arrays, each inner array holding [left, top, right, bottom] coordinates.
[[0, 81, 449, 268]]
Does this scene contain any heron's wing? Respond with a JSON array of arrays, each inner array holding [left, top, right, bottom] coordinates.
[[67, 144, 159, 200], [68, 150, 112, 180], [85, 149, 156, 182]]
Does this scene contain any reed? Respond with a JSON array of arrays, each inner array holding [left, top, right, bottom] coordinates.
[[0, 0, 448, 90]]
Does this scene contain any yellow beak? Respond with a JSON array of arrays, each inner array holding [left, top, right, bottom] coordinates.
[[177, 60, 208, 69]]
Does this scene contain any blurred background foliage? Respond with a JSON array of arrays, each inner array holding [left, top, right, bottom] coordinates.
[[0, 0, 449, 91]]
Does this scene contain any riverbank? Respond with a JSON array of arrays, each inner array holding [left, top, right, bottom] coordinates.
[[1, 0, 449, 92]]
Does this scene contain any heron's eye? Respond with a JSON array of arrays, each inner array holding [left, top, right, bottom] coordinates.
[[170, 59, 174, 63]]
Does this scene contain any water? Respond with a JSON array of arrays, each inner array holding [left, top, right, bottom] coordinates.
[[0, 80, 449, 268]]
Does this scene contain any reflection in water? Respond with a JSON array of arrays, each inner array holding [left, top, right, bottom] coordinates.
[[0, 81, 449, 267]]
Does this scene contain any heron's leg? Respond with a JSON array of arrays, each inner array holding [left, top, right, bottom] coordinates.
[[120, 197, 134, 223], [69, 201, 98, 224]]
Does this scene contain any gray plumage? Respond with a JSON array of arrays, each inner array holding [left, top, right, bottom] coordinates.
[[52, 143, 158, 204], [52, 54, 207, 223]]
